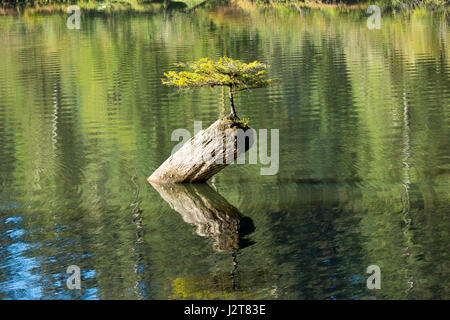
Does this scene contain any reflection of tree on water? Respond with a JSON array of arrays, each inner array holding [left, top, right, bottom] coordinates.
[[150, 182, 255, 252], [131, 171, 144, 299], [150, 182, 255, 293], [401, 82, 414, 294]]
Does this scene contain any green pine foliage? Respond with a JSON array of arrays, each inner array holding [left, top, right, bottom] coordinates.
[[162, 57, 275, 118], [161, 57, 275, 90]]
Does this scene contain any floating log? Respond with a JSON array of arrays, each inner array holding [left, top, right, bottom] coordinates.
[[148, 118, 254, 183], [150, 182, 254, 251]]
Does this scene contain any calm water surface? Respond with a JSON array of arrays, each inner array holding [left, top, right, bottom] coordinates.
[[0, 6, 449, 299]]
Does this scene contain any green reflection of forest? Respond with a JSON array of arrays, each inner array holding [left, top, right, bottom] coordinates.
[[0, 5, 448, 299]]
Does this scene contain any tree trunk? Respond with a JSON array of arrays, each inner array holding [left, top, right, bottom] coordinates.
[[228, 86, 237, 118], [147, 118, 254, 183]]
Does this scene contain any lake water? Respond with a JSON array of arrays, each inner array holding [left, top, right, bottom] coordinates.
[[0, 5, 448, 299]]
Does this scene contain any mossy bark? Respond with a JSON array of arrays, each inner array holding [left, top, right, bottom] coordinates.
[[147, 118, 254, 183]]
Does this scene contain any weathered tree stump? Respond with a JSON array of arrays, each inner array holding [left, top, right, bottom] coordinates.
[[148, 118, 254, 183], [150, 182, 254, 251]]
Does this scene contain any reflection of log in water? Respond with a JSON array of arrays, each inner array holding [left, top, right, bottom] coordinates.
[[150, 182, 254, 252]]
